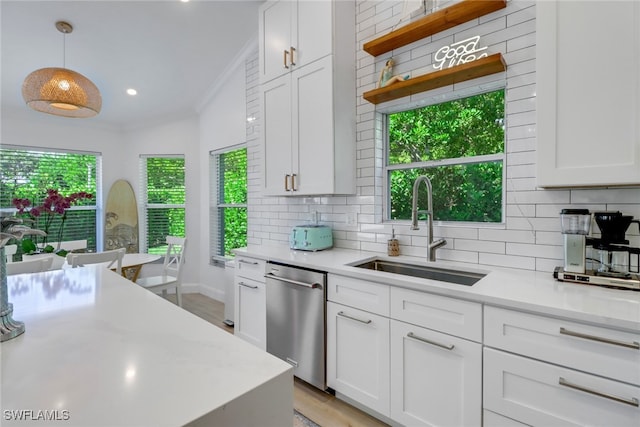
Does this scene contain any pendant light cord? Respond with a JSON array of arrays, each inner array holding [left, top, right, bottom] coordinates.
[[62, 31, 66, 68]]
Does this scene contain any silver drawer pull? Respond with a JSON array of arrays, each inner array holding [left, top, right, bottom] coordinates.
[[238, 259, 259, 265], [238, 281, 258, 289], [559, 327, 640, 350], [559, 377, 639, 407], [407, 332, 454, 350], [337, 311, 372, 324]]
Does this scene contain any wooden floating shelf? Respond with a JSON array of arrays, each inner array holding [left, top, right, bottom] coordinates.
[[363, 0, 507, 57], [363, 53, 506, 105]]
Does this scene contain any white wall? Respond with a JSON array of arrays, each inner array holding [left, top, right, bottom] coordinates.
[[244, 0, 640, 273], [197, 46, 251, 300]]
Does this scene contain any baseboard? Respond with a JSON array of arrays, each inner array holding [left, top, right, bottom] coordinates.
[[181, 282, 225, 302]]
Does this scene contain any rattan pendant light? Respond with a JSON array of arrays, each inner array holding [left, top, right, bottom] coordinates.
[[22, 21, 101, 118]]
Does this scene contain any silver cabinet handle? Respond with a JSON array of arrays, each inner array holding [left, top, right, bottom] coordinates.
[[337, 311, 372, 324], [264, 273, 319, 289], [290, 46, 296, 65], [407, 332, 454, 350], [238, 259, 259, 266], [238, 281, 258, 289], [559, 327, 640, 350], [291, 173, 297, 191], [283, 49, 289, 69], [559, 377, 639, 407]]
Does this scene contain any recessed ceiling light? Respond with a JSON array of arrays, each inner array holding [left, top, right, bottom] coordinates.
[[180, 0, 190, 3], [126, 88, 137, 96]]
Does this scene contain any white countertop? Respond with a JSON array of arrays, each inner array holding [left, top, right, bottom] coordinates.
[[1, 266, 292, 426], [235, 245, 640, 332]]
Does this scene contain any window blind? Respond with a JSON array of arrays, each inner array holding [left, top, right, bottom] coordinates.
[[140, 155, 185, 254], [210, 145, 247, 261], [0, 145, 100, 252]]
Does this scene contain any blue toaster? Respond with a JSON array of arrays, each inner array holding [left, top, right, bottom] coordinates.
[[289, 225, 333, 251]]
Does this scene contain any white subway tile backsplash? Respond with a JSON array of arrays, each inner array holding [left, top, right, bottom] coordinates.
[[507, 242, 563, 259], [535, 231, 563, 246], [455, 239, 505, 254], [536, 257, 563, 273], [478, 228, 535, 244], [480, 252, 536, 270]]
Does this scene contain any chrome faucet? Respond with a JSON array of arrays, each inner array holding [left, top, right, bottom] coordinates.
[[410, 175, 447, 262]]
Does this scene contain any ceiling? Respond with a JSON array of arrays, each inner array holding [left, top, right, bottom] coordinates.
[[1, 0, 264, 131]]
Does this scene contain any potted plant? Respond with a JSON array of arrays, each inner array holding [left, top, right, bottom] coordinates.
[[12, 189, 93, 264]]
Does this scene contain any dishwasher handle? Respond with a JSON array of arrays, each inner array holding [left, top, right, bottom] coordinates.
[[264, 272, 320, 289]]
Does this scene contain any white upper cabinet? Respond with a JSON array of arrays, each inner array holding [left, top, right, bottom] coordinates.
[[259, 0, 356, 196], [259, 0, 333, 84], [536, 1, 640, 187]]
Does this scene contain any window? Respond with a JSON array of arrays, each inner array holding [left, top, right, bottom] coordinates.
[[386, 89, 505, 223], [210, 145, 247, 260], [0, 146, 100, 251], [140, 155, 185, 254]]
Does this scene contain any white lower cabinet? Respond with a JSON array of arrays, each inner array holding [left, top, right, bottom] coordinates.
[[390, 320, 482, 427], [326, 301, 390, 417], [483, 306, 640, 426], [484, 348, 640, 426], [483, 410, 530, 427], [234, 276, 266, 350]]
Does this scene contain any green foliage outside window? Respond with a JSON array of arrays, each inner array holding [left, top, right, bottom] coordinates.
[[145, 157, 185, 254], [0, 148, 98, 252], [388, 89, 505, 223], [217, 148, 247, 257]]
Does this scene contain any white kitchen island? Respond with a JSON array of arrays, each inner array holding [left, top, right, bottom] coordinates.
[[1, 265, 293, 427]]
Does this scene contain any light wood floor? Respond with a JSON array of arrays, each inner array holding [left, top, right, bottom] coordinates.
[[169, 293, 389, 427]]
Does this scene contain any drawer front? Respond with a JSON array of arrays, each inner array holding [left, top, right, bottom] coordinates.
[[483, 410, 530, 427], [235, 256, 266, 282], [327, 274, 390, 316], [484, 306, 640, 385], [390, 287, 482, 342], [484, 348, 640, 427]]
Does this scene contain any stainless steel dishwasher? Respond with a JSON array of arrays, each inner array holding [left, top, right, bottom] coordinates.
[[265, 261, 327, 390]]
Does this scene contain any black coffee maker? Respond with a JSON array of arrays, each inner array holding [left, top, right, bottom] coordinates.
[[588, 211, 640, 274]]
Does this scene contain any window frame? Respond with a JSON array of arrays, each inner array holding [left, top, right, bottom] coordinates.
[[381, 85, 507, 226], [0, 145, 102, 252], [209, 144, 247, 263], [139, 154, 186, 254]]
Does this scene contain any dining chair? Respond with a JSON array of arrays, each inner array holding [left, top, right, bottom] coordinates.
[[136, 236, 187, 307], [67, 248, 126, 275], [4, 244, 18, 263], [7, 255, 54, 275]]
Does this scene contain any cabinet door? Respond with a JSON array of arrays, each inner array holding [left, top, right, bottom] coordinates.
[[390, 320, 482, 427], [292, 55, 335, 195], [327, 302, 390, 417], [537, 1, 640, 187], [259, 0, 293, 83], [484, 348, 640, 427], [261, 74, 293, 196], [295, 0, 332, 68], [234, 276, 266, 350]]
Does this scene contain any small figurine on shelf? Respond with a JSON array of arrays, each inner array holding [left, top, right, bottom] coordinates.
[[378, 58, 410, 88]]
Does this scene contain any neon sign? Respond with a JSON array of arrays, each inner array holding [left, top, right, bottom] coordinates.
[[433, 36, 488, 70]]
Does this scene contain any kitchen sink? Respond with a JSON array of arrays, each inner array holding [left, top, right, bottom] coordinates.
[[352, 258, 486, 286]]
